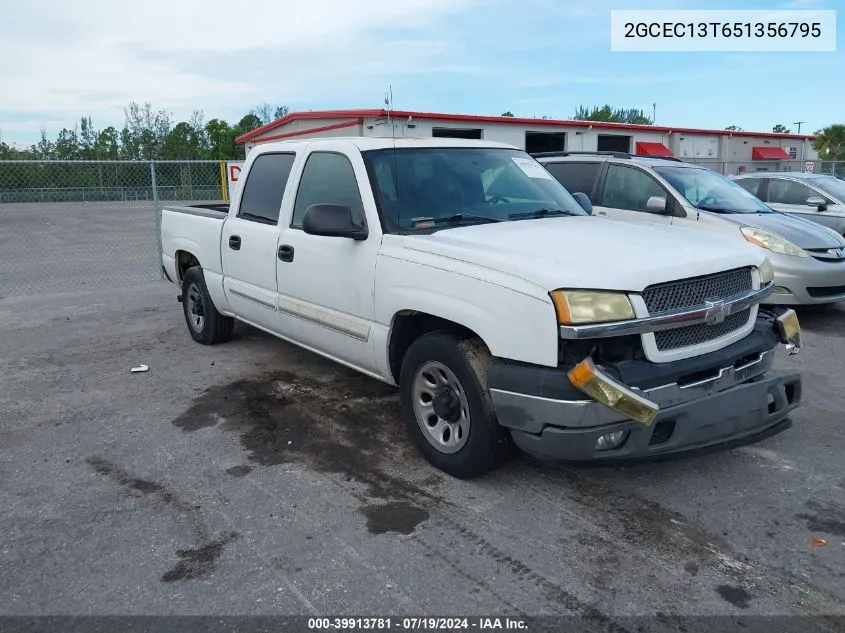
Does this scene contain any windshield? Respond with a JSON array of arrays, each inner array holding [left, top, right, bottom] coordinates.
[[654, 166, 772, 214], [812, 175, 845, 202], [361, 147, 588, 232]]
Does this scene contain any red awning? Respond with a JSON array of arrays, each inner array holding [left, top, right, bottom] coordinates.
[[752, 146, 791, 160], [635, 142, 674, 157]]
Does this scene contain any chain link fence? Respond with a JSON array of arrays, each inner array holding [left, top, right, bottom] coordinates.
[[0, 160, 226, 298], [0, 160, 225, 204], [682, 158, 845, 178]]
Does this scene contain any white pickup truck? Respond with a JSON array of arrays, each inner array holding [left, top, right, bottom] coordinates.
[[159, 137, 803, 478]]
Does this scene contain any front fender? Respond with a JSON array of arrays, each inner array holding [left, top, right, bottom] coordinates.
[[376, 257, 559, 368]]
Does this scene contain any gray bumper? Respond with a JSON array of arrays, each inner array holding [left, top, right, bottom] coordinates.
[[491, 346, 802, 462], [765, 251, 845, 305]]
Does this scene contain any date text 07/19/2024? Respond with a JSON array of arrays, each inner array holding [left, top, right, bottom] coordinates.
[[307, 617, 528, 630]]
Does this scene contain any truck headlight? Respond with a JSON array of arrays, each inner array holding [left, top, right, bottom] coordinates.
[[741, 226, 808, 258], [757, 257, 774, 285], [550, 290, 635, 325], [568, 358, 659, 426]]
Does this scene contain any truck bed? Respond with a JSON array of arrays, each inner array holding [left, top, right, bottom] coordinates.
[[160, 204, 229, 280]]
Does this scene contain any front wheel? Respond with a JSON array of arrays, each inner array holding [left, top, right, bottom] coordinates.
[[399, 332, 511, 478], [182, 266, 234, 345]]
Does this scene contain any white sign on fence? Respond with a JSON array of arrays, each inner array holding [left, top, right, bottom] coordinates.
[[226, 161, 245, 201], [804, 161, 815, 173]]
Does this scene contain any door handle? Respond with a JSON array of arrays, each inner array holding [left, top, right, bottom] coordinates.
[[229, 235, 241, 250], [278, 245, 294, 262]]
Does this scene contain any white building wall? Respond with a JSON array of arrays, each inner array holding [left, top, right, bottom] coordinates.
[[243, 114, 819, 171]]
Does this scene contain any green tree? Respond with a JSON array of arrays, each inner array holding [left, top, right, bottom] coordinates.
[[34, 127, 54, 158], [204, 118, 236, 159], [124, 101, 172, 159], [724, 125, 743, 131], [162, 122, 198, 159], [251, 103, 290, 124], [94, 127, 120, 159], [501, 111, 515, 117], [79, 116, 97, 159], [812, 123, 845, 160], [573, 104, 652, 125], [233, 113, 263, 140], [772, 124, 791, 134], [54, 127, 80, 159]]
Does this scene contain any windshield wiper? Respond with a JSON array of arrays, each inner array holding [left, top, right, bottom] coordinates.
[[695, 205, 733, 214], [508, 207, 579, 220], [414, 214, 502, 227]]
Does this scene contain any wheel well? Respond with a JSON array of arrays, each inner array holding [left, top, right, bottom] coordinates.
[[388, 311, 481, 382], [175, 251, 201, 282]]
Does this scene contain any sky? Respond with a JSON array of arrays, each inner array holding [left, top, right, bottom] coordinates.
[[0, 0, 841, 146]]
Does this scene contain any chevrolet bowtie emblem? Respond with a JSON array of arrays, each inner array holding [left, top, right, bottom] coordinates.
[[704, 299, 728, 325]]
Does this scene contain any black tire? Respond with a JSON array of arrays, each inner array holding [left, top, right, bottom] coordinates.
[[399, 332, 512, 478], [181, 266, 234, 345]]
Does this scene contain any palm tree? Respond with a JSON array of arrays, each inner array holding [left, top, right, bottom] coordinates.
[[812, 124, 845, 160]]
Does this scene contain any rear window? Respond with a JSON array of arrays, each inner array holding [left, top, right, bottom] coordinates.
[[542, 162, 601, 198], [237, 153, 296, 224]]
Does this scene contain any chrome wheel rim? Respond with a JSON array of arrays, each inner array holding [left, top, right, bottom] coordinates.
[[411, 361, 470, 454], [186, 283, 205, 332]]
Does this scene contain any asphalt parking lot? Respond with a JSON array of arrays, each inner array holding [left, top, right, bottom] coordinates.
[[1, 203, 844, 629]]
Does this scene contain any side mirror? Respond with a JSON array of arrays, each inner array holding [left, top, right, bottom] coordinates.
[[571, 192, 593, 214], [646, 196, 668, 214], [302, 204, 368, 240], [806, 196, 828, 211]]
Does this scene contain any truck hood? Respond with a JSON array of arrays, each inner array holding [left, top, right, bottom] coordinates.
[[401, 217, 766, 293], [712, 211, 845, 250]]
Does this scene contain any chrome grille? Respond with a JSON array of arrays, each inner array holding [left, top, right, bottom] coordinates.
[[642, 268, 753, 314], [643, 268, 754, 352], [654, 309, 750, 351]]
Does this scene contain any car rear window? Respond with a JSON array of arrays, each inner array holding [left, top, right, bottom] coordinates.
[[542, 162, 601, 199]]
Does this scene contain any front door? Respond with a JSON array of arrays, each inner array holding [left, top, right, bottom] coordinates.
[[763, 178, 840, 232], [220, 152, 296, 330], [274, 148, 381, 373], [592, 163, 673, 226]]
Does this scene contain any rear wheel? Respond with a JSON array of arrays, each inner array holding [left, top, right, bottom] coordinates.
[[399, 332, 511, 478], [182, 266, 234, 345]]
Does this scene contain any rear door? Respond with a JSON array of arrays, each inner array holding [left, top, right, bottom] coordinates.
[[592, 163, 673, 225], [221, 152, 296, 331], [762, 177, 840, 231], [274, 145, 382, 373]]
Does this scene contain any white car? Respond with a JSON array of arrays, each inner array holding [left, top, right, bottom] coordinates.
[[159, 137, 802, 477]]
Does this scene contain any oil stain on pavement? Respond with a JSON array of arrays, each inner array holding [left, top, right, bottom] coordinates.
[[360, 501, 430, 535], [161, 532, 239, 582]]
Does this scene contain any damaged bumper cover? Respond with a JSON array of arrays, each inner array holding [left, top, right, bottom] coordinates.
[[489, 309, 803, 462]]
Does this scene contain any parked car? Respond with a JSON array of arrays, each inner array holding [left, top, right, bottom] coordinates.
[[535, 151, 845, 306], [732, 171, 845, 235], [160, 137, 802, 478]]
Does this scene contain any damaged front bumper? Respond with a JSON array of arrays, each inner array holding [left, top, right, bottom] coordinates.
[[489, 308, 803, 462]]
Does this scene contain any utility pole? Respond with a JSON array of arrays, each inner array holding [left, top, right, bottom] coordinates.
[[793, 121, 805, 134], [652, 102, 656, 125]]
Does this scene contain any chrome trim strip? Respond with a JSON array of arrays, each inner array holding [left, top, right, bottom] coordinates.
[[559, 282, 774, 340], [229, 288, 276, 310]]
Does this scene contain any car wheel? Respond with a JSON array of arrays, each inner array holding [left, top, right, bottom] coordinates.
[[399, 332, 512, 478]]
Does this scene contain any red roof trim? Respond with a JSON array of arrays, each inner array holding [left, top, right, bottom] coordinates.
[[235, 108, 817, 144], [635, 141, 674, 157], [751, 146, 791, 160], [246, 119, 363, 145]]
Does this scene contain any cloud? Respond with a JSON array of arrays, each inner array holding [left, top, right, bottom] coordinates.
[[0, 0, 482, 140]]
